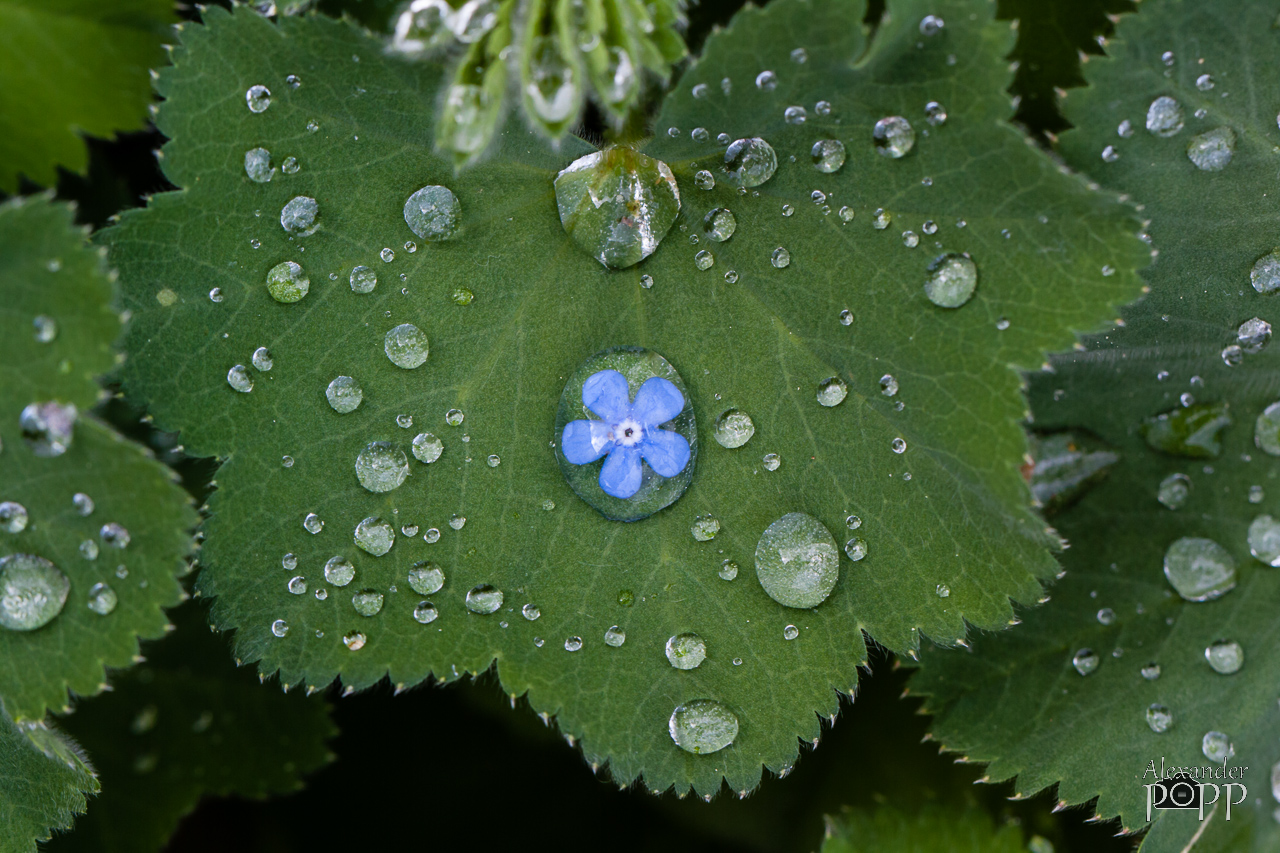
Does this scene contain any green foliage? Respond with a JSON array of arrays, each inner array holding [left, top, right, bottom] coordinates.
[[49, 603, 336, 853], [0, 0, 175, 192], [821, 803, 1030, 853], [0, 706, 97, 853], [101, 0, 1143, 795], [914, 0, 1280, 850], [0, 196, 197, 721]]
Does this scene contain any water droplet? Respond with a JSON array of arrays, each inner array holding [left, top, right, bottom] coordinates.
[[782, 624, 799, 641], [693, 249, 714, 271], [1186, 127, 1235, 171], [282, 553, 298, 571], [563, 635, 583, 652], [1138, 662, 1161, 681], [692, 515, 720, 541], [246, 84, 271, 113], [347, 265, 378, 294], [873, 117, 915, 158], [902, 230, 919, 248], [815, 100, 832, 116], [280, 196, 318, 236], [20, 401, 76, 457], [1146, 703, 1173, 733], [762, 452, 781, 471], [226, 364, 253, 393], [702, 208, 736, 243], [271, 619, 289, 638], [1157, 472, 1191, 509], [1238, 317, 1272, 353], [936, 583, 950, 598], [384, 323, 429, 369], [303, 513, 324, 534], [1195, 73, 1214, 91], [919, 13, 944, 34], [843, 537, 867, 561], [351, 588, 384, 617], [403, 185, 461, 242], [321, 376, 363, 415], [784, 105, 807, 125], [1101, 145, 1120, 163], [756, 513, 840, 608], [448, 514, 466, 531], [693, 170, 715, 191], [324, 556, 354, 587], [755, 70, 777, 90], [82, 581, 118, 616], [396, 414, 414, 430], [355, 441, 409, 493], [872, 208, 892, 230], [465, 584, 502, 614], [244, 147, 275, 182], [1250, 251, 1280, 294], [1146, 96, 1184, 137], [0, 554, 69, 631], [691, 82, 709, 99], [99, 522, 130, 550], [665, 632, 707, 669], [1164, 537, 1236, 601], [287, 575, 307, 595], [809, 139, 846, 174], [771, 246, 791, 268], [354, 517, 395, 556], [722, 137, 778, 188], [281, 156, 300, 175], [816, 377, 848, 407], [1258, 401, 1280, 457], [306, 119, 319, 133], [924, 100, 947, 126], [710, 408, 756, 449], [924, 252, 978, 308], [79, 540, 98, 560], [839, 308, 854, 325], [1202, 730, 1234, 762], [1072, 648, 1099, 676], [409, 432, 445, 465], [0, 502, 28, 534], [1205, 639, 1243, 674], [343, 630, 366, 650], [718, 559, 739, 581], [669, 699, 738, 754], [413, 601, 439, 624], [266, 261, 309, 303], [1249, 485, 1265, 504], [71, 492, 94, 517], [1096, 607, 1116, 625], [401, 562, 444, 597], [1248, 514, 1280, 566], [837, 206, 855, 224], [208, 287, 224, 303]]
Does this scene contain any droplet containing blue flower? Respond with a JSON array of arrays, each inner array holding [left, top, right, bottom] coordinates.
[[555, 347, 697, 521]]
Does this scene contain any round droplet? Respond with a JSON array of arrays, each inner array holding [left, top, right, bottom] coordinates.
[[403, 185, 461, 241], [1147, 703, 1173, 733], [86, 582, 117, 615], [694, 249, 715, 271], [721, 138, 777, 188], [411, 432, 444, 464], [380, 247, 395, 263], [384, 323, 429, 369], [413, 601, 439, 624], [250, 347, 273, 372], [755, 70, 777, 90], [756, 512, 840, 609], [287, 575, 307, 595], [72, 493, 94, 517], [1163, 537, 1236, 601], [780, 624, 798, 641], [891, 437, 907, 455], [280, 196, 318, 235], [352, 588, 384, 617], [1072, 648, 1099, 676], [878, 375, 899, 397], [810, 139, 846, 173], [902, 230, 919, 248], [0, 502, 28, 534], [353, 517, 395, 556], [1096, 607, 1116, 625], [271, 619, 289, 638], [324, 556, 355, 587], [844, 537, 867, 561], [343, 630, 366, 650], [100, 523, 130, 549], [873, 116, 915, 158], [1248, 514, 1280, 566], [1205, 640, 1243, 674], [816, 377, 847, 407], [325, 376, 363, 414], [246, 84, 271, 113], [465, 583, 503, 614], [762, 453, 780, 471], [0, 554, 70, 631], [784, 105, 807, 125], [771, 247, 791, 269], [703, 208, 736, 243], [445, 409, 464, 427], [691, 515, 720, 541], [603, 625, 625, 646], [564, 636, 583, 651], [281, 156, 300, 175], [1238, 318, 1272, 353], [519, 603, 540, 622], [303, 513, 324, 534], [350, 265, 377, 294], [408, 561, 445, 595], [839, 308, 854, 325], [1101, 145, 1120, 163], [244, 148, 275, 182], [1146, 96, 1184, 137], [20, 401, 76, 457], [694, 170, 715, 191], [1250, 485, 1265, 504], [838, 207, 855, 223], [924, 100, 947, 126], [266, 261, 309, 303], [1157, 472, 1191, 509], [1186, 127, 1235, 171], [448, 514, 466, 530], [79, 540, 98, 560], [714, 409, 754, 449], [665, 632, 707, 669], [936, 583, 950, 597], [669, 699, 738, 755], [227, 365, 253, 393], [355, 442, 409, 493], [924, 252, 978, 308], [1202, 731, 1233, 762], [719, 560, 738, 581]]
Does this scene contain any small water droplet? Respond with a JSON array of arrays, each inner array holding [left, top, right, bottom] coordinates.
[[924, 100, 947, 126], [100, 522, 130, 549], [411, 432, 444, 464], [693, 249, 715, 271], [1238, 317, 1272, 353], [1157, 472, 1191, 509], [1101, 145, 1120, 163], [1164, 537, 1236, 601], [266, 261, 309, 303], [771, 246, 791, 268], [407, 561, 445, 595], [271, 619, 289, 637], [226, 364, 253, 393], [351, 588, 384, 617], [448, 514, 466, 530], [246, 84, 271, 113], [718, 559, 738, 581], [722, 137, 778, 188], [873, 117, 915, 158], [280, 156, 300, 175], [380, 247, 395, 263], [762, 452, 780, 471], [403, 185, 461, 242], [445, 409, 465, 427], [384, 323, 429, 369], [665, 632, 707, 669], [1146, 96, 1184, 137], [1205, 639, 1243, 674], [208, 287, 224, 303], [1248, 514, 1280, 565], [324, 556, 354, 587], [85, 582, 117, 615], [1097, 607, 1116, 625], [353, 516, 395, 556], [244, 147, 275, 182], [343, 630, 367, 650], [423, 528, 441, 543], [280, 196, 318, 236], [79, 540, 98, 560], [936, 583, 950, 598], [1117, 119, 1134, 138], [924, 252, 978, 308], [756, 513, 839, 608], [815, 100, 831, 116], [0, 502, 28, 534], [1202, 730, 1234, 762], [755, 70, 777, 91], [784, 105, 807, 125], [413, 601, 439, 624], [816, 377, 848, 407], [873, 208, 892, 229], [1072, 648, 1099, 675], [288, 575, 307, 595], [891, 437, 907, 454], [783, 624, 799, 640], [303, 513, 324, 535], [692, 515, 721, 541], [355, 441, 409, 493], [669, 699, 738, 754], [1186, 126, 1235, 171], [1146, 703, 1173, 733], [465, 584, 502, 613]]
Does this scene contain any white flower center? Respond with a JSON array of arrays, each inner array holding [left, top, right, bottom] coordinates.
[[611, 417, 644, 447]]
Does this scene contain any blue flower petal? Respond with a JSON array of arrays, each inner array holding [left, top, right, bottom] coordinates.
[[639, 429, 690, 478], [599, 445, 643, 499], [561, 420, 614, 464], [631, 376, 685, 427], [581, 369, 631, 422]]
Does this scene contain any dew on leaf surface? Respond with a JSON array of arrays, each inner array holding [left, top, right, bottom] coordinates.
[[350, 265, 377, 294], [755, 70, 777, 90], [1205, 640, 1243, 674], [1145, 96, 1184, 137], [227, 365, 253, 392], [1255, 401, 1280, 456], [924, 101, 947, 125], [721, 137, 778, 188], [521, 603, 540, 621], [935, 584, 949, 598], [352, 589, 384, 617], [1202, 731, 1233, 762], [251, 347, 273, 371], [326, 376, 363, 413], [1163, 536, 1236, 601], [1071, 648, 1099, 676], [287, 575, 307, 595], [281, 156, 300, 175], [719, 560, 738, 581], [86, 582, 117, 615], [245, 84, 271, 113], [1156, 472, 1191, 509], [669, 699, 738, 754], [844, 537, 867, 561], [79, 540, 98, 560], [73, 492, 94, 517], [408, 561, 445, 595], [324, 556, 354, 587], [0, 502, 28, 534], [1141, 662, 1161, 680], [343, 630, 366, 650], [266, 261, 309, 303], [771, 247, 791, 268], [691, 515, 720, 541], [280, 196, 318, 235], [1248, 514, 1280, 566], [1146, 704, 1173, 733], [703, 208, 736, 242], [271, 619, 289, 638], [873, 208, 891, 229], [465, 583, 503, 614], [564, 636, 583, 651], [100, 523, 130, 549], [924, 253, 978, 308], [21, 401, 76, 457], [411, 432, 444, 463], [811, 139, 846, 173], [413, 601, 439, 624], [0, 554, 70, 631], [403, 185, 461, 241], [694, 170, 715, 191], [694, 250, 714, 271], [816, 377, 848, 407], [1142, 401, 1231, 458], [244, 148, 274, 182], [879, 375, 899, 396], [902, 230, 919, 248], [1186, 127, 1235, 171], [762, 453, 781, 471], [384, 323, 430, 369], [355, 441, 409, 493], [756, 512, 840, 608], [784, 105, 807, 125], [1096, 608, 1115, 625], [873, 116, 915, 158], [604, 625, 626, 647], [303, 513, 324, 534], [353, 517, 395, 556], [1250, 251, 1280, 294], [665, 632, 707, 669], [1237, 318, 1271, 353], [783, 624, 799, 640]]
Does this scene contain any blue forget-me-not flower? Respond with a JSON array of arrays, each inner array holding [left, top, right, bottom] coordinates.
[[560, 369, 691, 499]]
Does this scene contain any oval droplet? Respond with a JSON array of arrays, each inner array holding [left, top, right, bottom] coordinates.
[[924, 253, 978, 308], [713, 408, 755, 449], [244, 147, 275, 182], [811, 139, 846, 173], [702, 208, 736, 242], [1205, 640, 1243, 674], [668, 699, 738, 754], [1145, 96, 1184, 137], [1248, 514, 1280, 566], [816, 377, 848, 407], [1202, 731, 1233, 762], [1072, 648, 1099, 676], [411, 432, 444, 463], [326, 376, 363, 413], [1146, 703, 1173, 733], [691, 515, 720, 541], [465, 583, 503, 614], [403, 185, 461, 241], [1186, 127, 1235, 172], [0, 502, 29, 534], [246, 84, 271, 113], [1156, 472, 1191, 509], [280, 196, 318, 235], [352, 588, 385, 617], [408, 561, 445, 595], [324, 556, 355, 587], [1255, 401, 1280, 456], [665, 632, 707, 669], [21, 402, 76, 457], [0, 554, 70, 631], [350, 265, 377, 294], [873, 116, 915, 158], [354, 441, 410, 493], [1163, 537, 1236, 601], [755, 512, 840, 609], [266, 261, 309, 303], [413, 601, 439, 624], [353, 516, 395, 556]]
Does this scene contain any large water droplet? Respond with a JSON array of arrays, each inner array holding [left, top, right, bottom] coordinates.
[[755, 513, 840, 609], [245, 84, 271, 113], [555, 147, 679, 269], [816, 377, 848, 407], [1238, 318, 1272, 353], [244, 148, 275, 182], [1202, 731, 1233, 762], [665, 633, 707, 669], [0, 502, 29, 534], [924, 253, 978, 308], [266, 261, 309, 303], [1072, 648, 1099, 676], [280, 196, 318, 235], [465, 583, 503, 614], [721, 138, 777, 188], [403, 185, 461, 242], [20, 401, 76, 457], [252, 347, 273, 371], [1186, 127, 1235, 171], [0, 554, 69, 631], [1256, 401, 1280, 456], [86, 582, 117, 615], [1145, 96, 1184, 137], [873, 117, 915, 158], [411, 432, 444, 464], [227, 364, 253, 393], [352, 588, 384, 617], [669, 699, 738, 754], [324, 556, 355, 587], [1142, 402, 1231, 458], [326, 376, 363, 413], [811, 139, 846, 173], [354, 441, 409, 493], [1146, 703, 1173, 733], [271, 619, 289, 638], [714, 408, 755, 448], [384, 324, 429, 369], [1248, 514, 1280, 565], [1164, 537, 1236, 601], [1157, 472, 1191, 509], [353, 517, 395, 556], [1205, 640, 1243, 674]]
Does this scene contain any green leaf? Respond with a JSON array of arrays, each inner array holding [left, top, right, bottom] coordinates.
[[821, 803, 1031, 853], [0, 195, 198, 720], [101, 0, 1143, 793], [0, 705, 98, 853], [48, 603, 336, 853], [914, 0, 1280, 849], [0, 0, 175, 192]]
